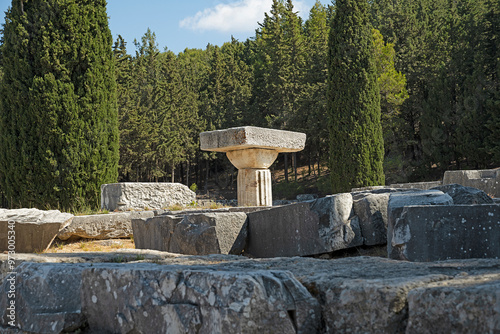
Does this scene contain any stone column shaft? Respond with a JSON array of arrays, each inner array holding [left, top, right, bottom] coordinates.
[[237, 169, 272, 206]]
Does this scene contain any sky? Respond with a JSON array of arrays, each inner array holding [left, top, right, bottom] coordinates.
[[0, 0, 331, 54]]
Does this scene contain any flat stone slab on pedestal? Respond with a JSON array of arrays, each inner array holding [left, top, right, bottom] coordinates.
[[0, 209, 73, 253], [101, 182, 196, 211], [200, 126, 306, 152]]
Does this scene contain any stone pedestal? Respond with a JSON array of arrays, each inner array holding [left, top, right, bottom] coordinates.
[[200, 126, 306, 207]]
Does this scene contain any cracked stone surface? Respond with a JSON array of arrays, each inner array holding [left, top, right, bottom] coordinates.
[[1, 252, 500, 333]]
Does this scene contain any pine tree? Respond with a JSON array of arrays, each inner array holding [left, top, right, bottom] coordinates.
[[0, 0, 118, 209], [328, 0, 385, 193], [253, 0, 305, 129], [299, 1, 330, 173]]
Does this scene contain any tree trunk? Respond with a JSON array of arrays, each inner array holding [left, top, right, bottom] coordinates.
[[180, 163, 185, 185], [171, 165, 175, 183], [293, 152, 297, 182], [308, 153, 311, 176], [204, 160, 210, 193], [186, 161, 190, 187], [317, 142, 321, 177], [284, 154, 289, 183]]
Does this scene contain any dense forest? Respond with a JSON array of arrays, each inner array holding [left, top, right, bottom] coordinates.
[[0, 0, 499, 208], [112, 0, 499, 189]]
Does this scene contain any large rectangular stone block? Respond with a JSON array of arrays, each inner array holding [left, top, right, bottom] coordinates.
[[406, 274, 500, 333], [101, 182, 196, 211], [391, 204, 500, 261], [0, 209, 73, 253], [387, 190, 453, 258], [132, 212, 248, 255], [57, 211, 154, 241], [443, 168, 500, 198], [244, 194, 363, 258]]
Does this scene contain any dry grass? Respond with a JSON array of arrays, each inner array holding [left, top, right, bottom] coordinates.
[[44, 238, 135, 253]]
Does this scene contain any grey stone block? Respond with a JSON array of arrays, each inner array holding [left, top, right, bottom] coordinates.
[[57, 211, 154, 241], [443, 168, 500, 198], [296, 194, 318, 201], [133, 212, 247, 255], [1, 262, 320, 334], [387, 190, 453, 258], [0, 209, 73, 253], [0, 262, 86, 333], [391, 204, 500, 261], [352, 193, 390, 245], [101, 182, 196, 211], [390, 181, 442, 190], [431, 183, 494, 204], [245, 193, 363, 258], [407, 274, 500, 333], [3, 253, 500, 333]]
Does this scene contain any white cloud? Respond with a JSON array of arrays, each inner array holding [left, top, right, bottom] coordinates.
[[179, 0, 310, 33]]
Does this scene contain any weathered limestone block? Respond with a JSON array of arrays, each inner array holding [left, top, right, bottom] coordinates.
[[57, 211, 154, 241], [132, 215, 183, 252], [132, 212, 248, 255], [0, 262, 87, 333], [390, 181, 442, 190], [1, 262, 320, 334], [0, 209, 73, 253], [387, 190, 453, 258], [407, 274, 500, 333], [100, 182, 196, 211], [352, 193, 390, 245], [200, 126, 306, 206], [244, 193, 362, 258], [296, 194, 318, 201], [391, 204, 500, 261], [431, 183, 494, 204], [82, 266, 320, 334], [3, 254, 500, 333], [443, 168, 500, 198]]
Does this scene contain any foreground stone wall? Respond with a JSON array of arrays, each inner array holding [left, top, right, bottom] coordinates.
[[1, 253, 499, 333]]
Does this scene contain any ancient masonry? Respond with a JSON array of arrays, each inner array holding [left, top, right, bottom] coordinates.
[[200, 126, 306, 206]]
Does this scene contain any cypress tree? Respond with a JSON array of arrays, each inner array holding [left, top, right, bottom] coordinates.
[[327, 0, 385, 193], [0, 0, 118, 209]]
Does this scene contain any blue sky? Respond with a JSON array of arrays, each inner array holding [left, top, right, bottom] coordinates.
[[0, 0, 330, 54]]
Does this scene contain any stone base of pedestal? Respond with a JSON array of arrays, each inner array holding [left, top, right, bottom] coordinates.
[[237, 169, 272, 206]]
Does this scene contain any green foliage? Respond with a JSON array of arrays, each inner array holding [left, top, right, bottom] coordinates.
[[253, 0, 306, 129], [115, 30, 202, 182], [371, 0, 499, 177], [328, 0, 385, 193], [0, 0, 118, 210]]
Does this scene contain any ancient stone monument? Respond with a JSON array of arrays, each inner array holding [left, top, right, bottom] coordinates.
[[200, 126, 306, 206]]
